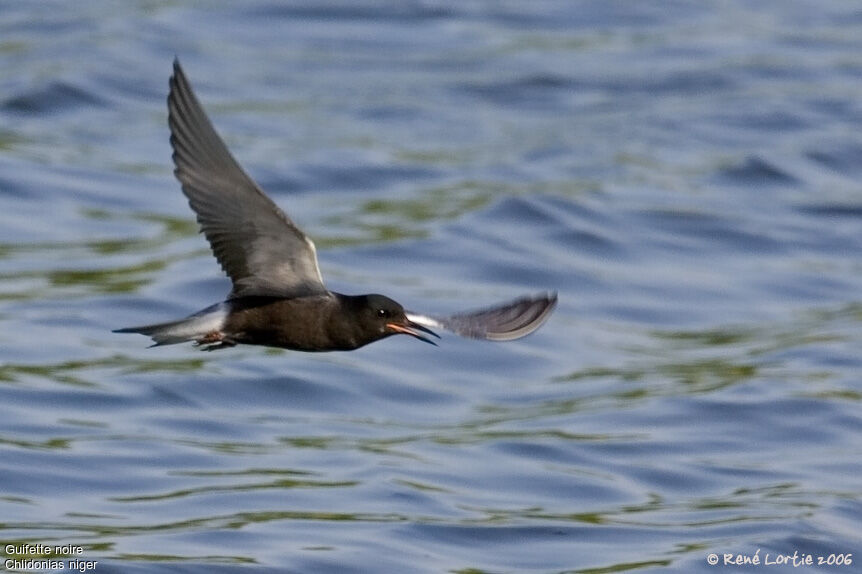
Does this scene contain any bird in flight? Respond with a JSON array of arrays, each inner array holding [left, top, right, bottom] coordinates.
[[115, 59, 556, 352]]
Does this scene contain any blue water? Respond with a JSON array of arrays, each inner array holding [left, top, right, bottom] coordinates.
[[1, 1, 861, 572]]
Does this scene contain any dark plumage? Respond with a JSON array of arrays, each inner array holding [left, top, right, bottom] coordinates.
[[115, 59, 557, 352]]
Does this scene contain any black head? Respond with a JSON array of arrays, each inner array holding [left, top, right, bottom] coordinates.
[[358, 294, 439, 346]]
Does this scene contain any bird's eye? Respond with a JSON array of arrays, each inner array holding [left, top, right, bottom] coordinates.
[[377, 309, 389, 318]]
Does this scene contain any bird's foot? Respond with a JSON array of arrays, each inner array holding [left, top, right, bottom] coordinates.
[[200, 341, 236, 351], [194, 331, 235, 351]]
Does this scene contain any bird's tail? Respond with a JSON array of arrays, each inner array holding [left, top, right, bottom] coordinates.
[[113, 303, 228, 347]]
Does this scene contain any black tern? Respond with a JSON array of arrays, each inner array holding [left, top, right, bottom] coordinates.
[[115, 59, 557, 351]]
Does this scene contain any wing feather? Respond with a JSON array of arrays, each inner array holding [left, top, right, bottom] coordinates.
[[168, 59, 326, 298], [407, 293, 557, 341]]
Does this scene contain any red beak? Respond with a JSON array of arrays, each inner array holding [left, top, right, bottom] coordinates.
[[386, 320, 439, 345]]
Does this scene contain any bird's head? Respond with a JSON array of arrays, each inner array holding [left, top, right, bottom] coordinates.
[[360, 294, 439, 345]]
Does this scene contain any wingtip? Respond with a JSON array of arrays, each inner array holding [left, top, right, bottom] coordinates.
[[407, 290, 558, 343], [169, 57, 190, 97], [482, 293, 557, 342], [534, 290, 559, 317], [169, 58, 181, 103]]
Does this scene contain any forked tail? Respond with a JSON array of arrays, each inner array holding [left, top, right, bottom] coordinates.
[[113, 303, 228, 347]]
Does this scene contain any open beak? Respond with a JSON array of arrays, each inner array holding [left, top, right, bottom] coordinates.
[[386, 319, 440, 346]]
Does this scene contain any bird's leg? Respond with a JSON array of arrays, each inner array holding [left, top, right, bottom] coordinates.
[[194, 331, 236, 351], [200, 341, 236, 351]]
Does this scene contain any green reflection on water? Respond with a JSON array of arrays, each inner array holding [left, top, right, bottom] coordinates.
[[361, 182, 492, 223], [45, 510, 407, 539], [0, 355, 207, 386], [551, 356, 748, 396], [0, 210, 204, 300], [315, 182, 495, 248], [808, 389, 862, 401], [110, 477, 358, 503], [393, 478, 453, 494], [47, 259, 169, 294], [1, 211, 198, 260], [575, 559, 673, 573], [431, 428, 617, 446], [174, 468, 313, 478], [113, 553, 254, 565], [556, 308, 858, 401], [0, 129, 25, 151], [0, 437, 70, 450]]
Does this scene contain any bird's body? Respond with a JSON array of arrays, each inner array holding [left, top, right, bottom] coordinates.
[[118, 292, 439, 351], [115, 59, 557, 352], [222, 295, 351, 351]]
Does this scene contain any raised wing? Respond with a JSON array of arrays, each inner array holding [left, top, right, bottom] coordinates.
[[168, 59, 326, 299], [406, 292, 557, 341]]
